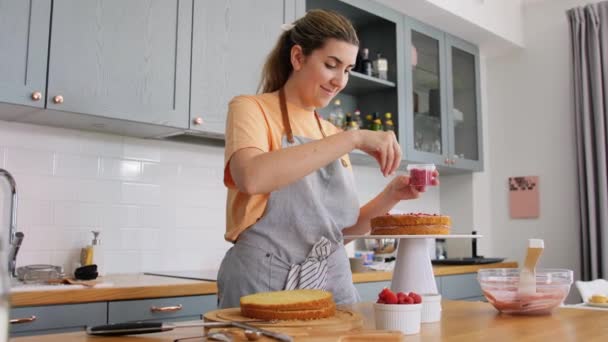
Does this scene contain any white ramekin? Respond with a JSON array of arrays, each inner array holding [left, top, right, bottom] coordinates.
[[374, 302, 422, 335], [421, 293, 442, 323]]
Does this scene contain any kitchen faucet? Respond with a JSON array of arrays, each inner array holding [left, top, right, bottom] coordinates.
[[0, 168, 23, 278]]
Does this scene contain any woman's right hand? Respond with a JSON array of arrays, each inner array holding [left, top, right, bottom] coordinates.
[[353, 130, 401, 176]]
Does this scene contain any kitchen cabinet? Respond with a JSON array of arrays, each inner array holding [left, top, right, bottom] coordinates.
[[354, 273, 484, 302], [404, 18, 483, 172], [108, 295, 216, 324], [298, 0, 483, 172], [44, 0, 192, 129], [9, 302, 106, 337], [438, 273, 484, 301], [304, 0, 404, 140], [189, 0, 289, 137], [10, 294, 218, 337], [0, 0, 50, 108], [445, 34, 483, 171]]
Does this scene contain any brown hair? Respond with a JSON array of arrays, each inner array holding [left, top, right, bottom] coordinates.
[[258, 9, 359, 93]]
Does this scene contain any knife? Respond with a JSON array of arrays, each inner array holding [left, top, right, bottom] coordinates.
[[231, 321, 294, 342], [86, 321, 293, 341], [86, 321, 232, 336]]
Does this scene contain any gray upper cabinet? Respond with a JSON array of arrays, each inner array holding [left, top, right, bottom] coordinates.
[[403, 18, 449, 168], [45, 0, 192, 128], [403, 17, 483, 172], [446, 34, 483, 171], [0, 0, 50, 108], [189, 0, 288, 136]]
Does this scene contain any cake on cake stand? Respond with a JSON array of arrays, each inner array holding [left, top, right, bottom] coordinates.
[[344, 234, 482, 295]]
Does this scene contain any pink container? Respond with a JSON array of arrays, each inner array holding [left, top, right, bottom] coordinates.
[[407, 164, 436, 186]]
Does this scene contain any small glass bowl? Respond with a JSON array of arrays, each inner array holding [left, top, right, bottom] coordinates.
[[407, 164, 436, 186], [477, 268, 573, 315]]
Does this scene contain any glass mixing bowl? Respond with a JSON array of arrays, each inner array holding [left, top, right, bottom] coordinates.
[[477, 268, 573, 315]]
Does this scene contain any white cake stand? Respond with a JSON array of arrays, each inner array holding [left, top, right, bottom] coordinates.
[[344, 234, 482, 295]]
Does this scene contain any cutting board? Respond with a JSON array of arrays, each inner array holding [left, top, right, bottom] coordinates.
[[203, 307, 404, 341]]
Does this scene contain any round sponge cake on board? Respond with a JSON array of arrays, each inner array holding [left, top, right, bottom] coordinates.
[[240, 289, 336, 320]]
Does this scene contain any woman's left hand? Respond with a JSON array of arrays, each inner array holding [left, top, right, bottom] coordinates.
[[383, 170, 440, 202]]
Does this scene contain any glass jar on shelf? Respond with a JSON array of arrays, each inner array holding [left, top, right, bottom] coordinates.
[[373, 53, 388, 80]]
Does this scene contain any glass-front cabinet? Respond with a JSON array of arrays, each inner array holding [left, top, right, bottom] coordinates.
[[403, 19, 449, 168], [296, 0, 483, 172], [404, 18, 483, 172], [446, 35, 482, 171]]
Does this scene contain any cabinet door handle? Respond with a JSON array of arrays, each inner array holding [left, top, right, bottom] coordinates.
[[10, 315, 37, 324], [193, 117, 204, 125], [31, 91, 42, 101], [53, 95, 64, 104], [150, 304, 183, 313]]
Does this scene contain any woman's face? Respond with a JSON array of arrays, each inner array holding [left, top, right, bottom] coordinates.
[[292, 38, 358, 109]]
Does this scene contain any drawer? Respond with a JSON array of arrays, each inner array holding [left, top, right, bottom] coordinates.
[[108, 295, 216, 323], [10, 302, 106, 336], [440, 273, 482, 300]]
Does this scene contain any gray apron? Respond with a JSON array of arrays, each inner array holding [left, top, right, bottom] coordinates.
[[217, 90, 361, 308]]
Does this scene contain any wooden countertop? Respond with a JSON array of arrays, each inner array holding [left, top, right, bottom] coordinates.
[[11, 262, 517, 307], [10, 274, 217, 307], [352, 261, 518, 283], [12, 300, 608, 341]]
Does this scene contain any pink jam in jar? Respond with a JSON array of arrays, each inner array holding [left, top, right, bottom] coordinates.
[[407, 164, 436, 186]]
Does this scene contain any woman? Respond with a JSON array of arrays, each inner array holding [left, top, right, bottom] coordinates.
[[218, 9, 437, 308]]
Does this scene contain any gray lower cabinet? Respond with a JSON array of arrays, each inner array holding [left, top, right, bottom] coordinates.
[[439, 273, 484, 301], [0, 0, 50, 109], [9, 302, 106, 337], [108, 295, 217, 324], [354, 273, 483, 302], [189, 0, 288, 136], [10, 295, 218, 336]]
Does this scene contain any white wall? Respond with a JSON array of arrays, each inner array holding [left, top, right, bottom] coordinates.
[[0, 121, 439, 275], [482, 0, 604, 295], [425, 0, 524, 46], [376, 0, 524, 56]]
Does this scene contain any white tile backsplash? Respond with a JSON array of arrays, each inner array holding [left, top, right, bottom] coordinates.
[[54, 153, 100, 178], [0, 147, 5, 168], [5, 147, 55, 176], [0, 120, 439, 274]]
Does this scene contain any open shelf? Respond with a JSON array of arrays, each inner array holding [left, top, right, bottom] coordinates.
[[345, 71, 396, 95]]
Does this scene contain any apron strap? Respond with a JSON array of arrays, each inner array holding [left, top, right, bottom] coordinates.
[[285, 237, 332, 290], [279, 88, 328, 142], [278, 88, 294, 144]]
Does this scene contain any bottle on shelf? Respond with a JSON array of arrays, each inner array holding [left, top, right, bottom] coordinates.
[[329, 99, 344, 128], [383, 112, 394, 132], [353, 109, 363, 129], [370, 112, 382, 131], [328, 99, 344, 128], [360, 48, 373, 76], [345, 113, 359, 131], [364, 113, 374, 130], [373, 52, 388, 80]]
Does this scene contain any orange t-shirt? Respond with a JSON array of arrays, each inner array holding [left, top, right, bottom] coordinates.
[[223, 91, 350, 242]]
